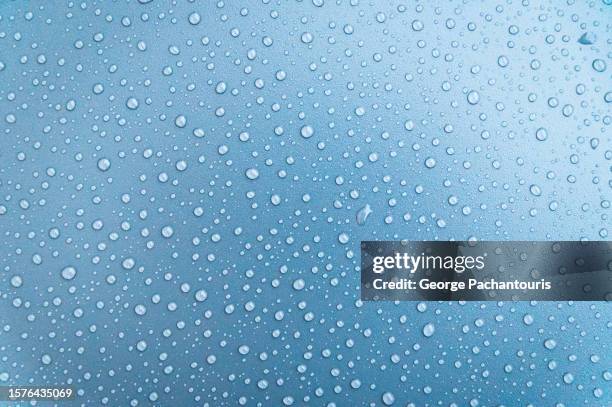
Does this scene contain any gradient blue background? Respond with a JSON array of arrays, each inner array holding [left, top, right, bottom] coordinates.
[[0, 0, 610, 405]]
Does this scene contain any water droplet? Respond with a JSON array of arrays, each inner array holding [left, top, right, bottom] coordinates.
[[544, 338, 557, 350], [356, 204, 372, 225], [126, 97, 139, 110], [497, 55, 509, 67], [10, 275, 23, 288], [174, 115, 187, 128], [161, 225, 174, 238], [300, 125, 314, 139], [292, 279, 305, 290], [592, 59, 607, 73], [530, 184, 542, 197], [578, 32, 596, 45], [188, 12, 201, 25], [97, 158, 111, 171], [61, 266, 77, 280], [134, 304, 147, 316], [382, 392, 396, 405], [535, 127, 548, 141], [301, 32, 314, 44], [245, 168, 260, 180], [467, 90, 480, 105], [423, 323, 435, 337]]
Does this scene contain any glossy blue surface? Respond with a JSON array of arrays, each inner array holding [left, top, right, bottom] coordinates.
[[0, 1, 610, 405]]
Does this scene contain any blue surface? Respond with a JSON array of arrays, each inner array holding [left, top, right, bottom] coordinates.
[[0, 0, 610, 405]]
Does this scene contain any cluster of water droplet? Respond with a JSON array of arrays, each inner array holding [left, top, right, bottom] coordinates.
[[0, 0, 610, 406]]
